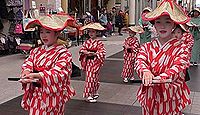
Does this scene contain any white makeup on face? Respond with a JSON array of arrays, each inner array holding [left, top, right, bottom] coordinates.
[[88, 29, 97, 39], [173, 27, 183, 39], [154, 15, 175, 42], [40, 28, 58, 47]]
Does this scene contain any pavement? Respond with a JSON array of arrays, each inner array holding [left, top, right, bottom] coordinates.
[[0, 33, 200, 115]]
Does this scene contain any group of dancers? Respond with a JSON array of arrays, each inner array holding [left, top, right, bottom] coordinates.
[[18, 0, 198, 114]]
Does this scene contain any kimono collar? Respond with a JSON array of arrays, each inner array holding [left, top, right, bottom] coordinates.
[[42, 44, 60, 50], [156, 37, 178, 47]]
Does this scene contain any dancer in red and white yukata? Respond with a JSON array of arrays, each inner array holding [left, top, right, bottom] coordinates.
[[134, 0, 193, 114], [121, 26, 143, 83], [19, 14, 75, 115], [79, 23, 106, 102]]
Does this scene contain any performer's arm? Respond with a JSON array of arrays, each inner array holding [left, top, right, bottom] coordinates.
[[39, 51, 72, 94], [95, 41, 106, 64], [134, 45, 151, 78], [154, 46, 190, 81]]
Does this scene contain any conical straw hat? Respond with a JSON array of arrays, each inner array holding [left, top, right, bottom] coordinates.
[[26, 14, 75, 31], [128, 26, 144, 34], [142, 7, 152, 13], [79, 23, 105, 31], [191, 8, 200, 13], [142, 0, 190, 24]]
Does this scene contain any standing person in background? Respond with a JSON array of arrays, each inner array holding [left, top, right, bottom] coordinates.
[[124, 11, 129, 28], [19, 14, 75, 115], [190, 8, 200, 66], [121, 26, 143, 83], [115, 10, 124, 36], [99, 9, 108, 38], [138, 7, 152, 44], [79, 23, 106, 103], [135, 0, 193, 114], [111, 7, 117, 34]]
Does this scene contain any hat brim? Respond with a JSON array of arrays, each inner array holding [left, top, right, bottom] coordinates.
[[190, 8, 200, 14], [80, 23, 106, 31], [128, 26, 144, 34], [142, 1, 190, 24], [26, 14, 75, 31], [142, 7, 152, 13]]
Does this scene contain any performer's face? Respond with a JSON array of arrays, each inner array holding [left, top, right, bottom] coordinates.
[[40, 28, 58, 46], [172, 27, 183, 39], [88, 29, 97, 39], [194, 11, 200, 18], [154, 15, 175, 39]]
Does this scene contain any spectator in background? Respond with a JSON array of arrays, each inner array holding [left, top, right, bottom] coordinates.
[[111, 7, 117, 34], [190, 8, 200, 66], [99, 8, 108, 38], [138, 7, 153, 44], [84, 11, 95, 25], [124, 10, 129, 27], [115, 10, 124, 36]]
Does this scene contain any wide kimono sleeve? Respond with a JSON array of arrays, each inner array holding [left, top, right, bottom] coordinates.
[[123, 38, 128, 47], [79, 40, 89, 70], [21, 48, 38, 110], [95, 40, 106, 64], [132, 38, 140, 53], [135, 44, 151, 78], [79, 40, 89, 53], [39, 49, 73, 94], [21, 48, 36, 72], [182, 33, 194, 52], [156, 45, 191, 81]]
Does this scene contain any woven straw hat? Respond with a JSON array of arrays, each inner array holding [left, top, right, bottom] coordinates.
[[128, 26, 144, 34], [142, 0, 190, 24], [192, 8, 200, 13], [142, 7, 152, 13], [79, 23, 105, 31], [26, 14, 75, 31]]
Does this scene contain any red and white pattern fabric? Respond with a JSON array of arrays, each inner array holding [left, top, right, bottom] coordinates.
[[135, 33, 193, 115], [21, 44, 75, 115], [79, 38, 106, 98], [121, 37, 140, 79]]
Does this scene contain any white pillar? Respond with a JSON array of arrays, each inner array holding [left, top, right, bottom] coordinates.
[[89, 0, 91, 11], [152, 0, 157, 9], [66, 0, 68, 13], [129, 0, 135, 25], [55, 0, 61, 10], [98, 0, 101, 8]]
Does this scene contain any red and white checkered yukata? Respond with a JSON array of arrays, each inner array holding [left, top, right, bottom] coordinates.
[[79, 38, 106, 98]]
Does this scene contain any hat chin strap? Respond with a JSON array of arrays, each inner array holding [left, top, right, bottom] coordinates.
[[171, 25, 177, 33]]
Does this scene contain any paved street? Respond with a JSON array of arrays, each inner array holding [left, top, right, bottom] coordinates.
[[0, 33, 200, 115]]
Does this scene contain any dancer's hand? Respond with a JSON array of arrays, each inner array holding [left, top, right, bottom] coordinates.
[[20, 70, 30, 78], [19, 72, 41, 83], [88, 52, 96, 56], [142, 71, 154, 86]]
